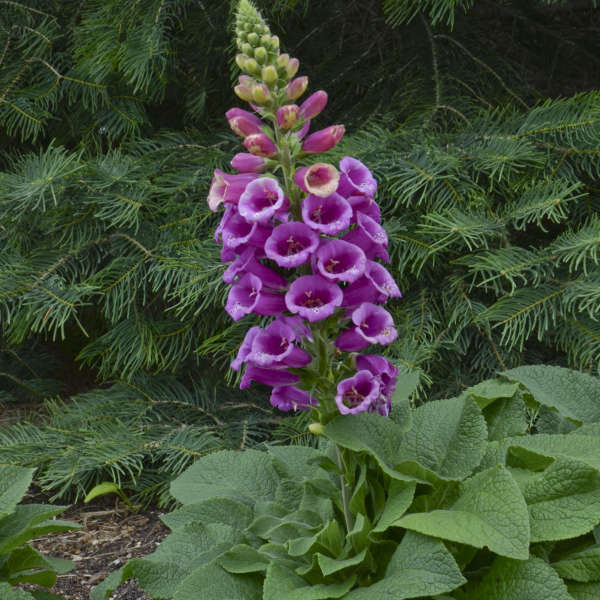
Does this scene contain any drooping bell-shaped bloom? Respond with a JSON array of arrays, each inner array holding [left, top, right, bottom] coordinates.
[[347, 195, 381, 224], [299, 91, 328, 121], [302, 125, 345, 154], [356, 354, 399, 417], [342, 260, 402, 306], [294, 163, 339, 198], [275, 315, 313, 342], [335, 370, 380, 415], [244, 133, 278, 157], [219, 209, 272, 252], [247, 320, 312, 367], [315, 239, 367, 284], [238, 177, 286, 223], [240, 365, 299, 389], [342, 212, 389, 262], [335, 302, 398, 351], [207, 170, 258, 212], [223, 247, 288, 289], [286, 76, 308, 100], [231, 153, 270, 173], [285, 275, 343, 322], [276, 105, 300, 130], [302, 193, 352, 235], [231, 326, 262, 371], [226, 107, 264, 138], [225, 273, 286, 321], [337, 157, 378, 198], [264, 222, 320, 268], [270, 386, 317, 411]]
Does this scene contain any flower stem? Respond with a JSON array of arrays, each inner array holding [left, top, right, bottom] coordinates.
[[335, 444, 355, 534]]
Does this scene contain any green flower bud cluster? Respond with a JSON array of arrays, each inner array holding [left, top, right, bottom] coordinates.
[[234, 0, 301, 103]]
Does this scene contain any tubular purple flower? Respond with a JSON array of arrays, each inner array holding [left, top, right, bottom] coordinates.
[[228, 115, 263, 138], [335, 370, 380, 415], [342, 212, 389, 262], [270, 386, 316, 412], [231, 153, 270, 173], [238, 177, 286, 223], [299, 91, 328, 121], [244, 133, 278, 157], [223, 247, 288, 289], [207, 170, 258, 212], [247, 320, 312, 367], [342, 260, 402, 306], [335, 302, 398, 351], [337, 156, 378, 198], [240, 365, 299, 389], [264, 222, 320, 268], [275, 315, 313, 342], [276, 105, 299, 130], [231, 326, 262, 371], [356, 354, 398, 417], [347, 195, 381, 224], [301, 193, 352, 235], [315, 239, 367, 283], [294, 163, 339, 198], [285, 275, 343, 322], [286, 76, 308, 100], [302, 125, 345, 154], [225, 273, 286, 321], [219, 210, 272, 252], [226, 108, 264, 128]]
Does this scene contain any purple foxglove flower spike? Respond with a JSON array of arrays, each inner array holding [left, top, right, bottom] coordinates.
[[219, 210, 272, 252], [347, 195, 381, 224], [285, 275, 343, 322], [315, 239, 367, 284], [240, 365, 299, 389], [299, 90, 328, 120], [342, 260, 402, 306], [264, 222, 320, 268], [231, 153, 270, 173], [335, 302, 398, 351], [335, 370, 380, 415], [342, 212, 389, 262], [301, 193, 352, 235], [295, 163, 340, 198], [207, 170, 259, 212], [223, 247, 288, 289], [244, 133, 278, 157], [225, 273, 286, 321], [286, 76, 308, 100], [247, 320, 312, 367], [302, 125, 345, 154], [337, 156, 378, 198], [270, 386, 317, 411], [276, 105, 300, 130], [238, 177, 286, 223], [231, 326, 262, 371]]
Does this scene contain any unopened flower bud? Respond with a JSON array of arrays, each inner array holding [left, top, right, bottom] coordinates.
[[244, 133, 278, 157], [302, 125, 345, 154], [261, 65, 278, 86], [235, 54, 248, 70], [308, 422, 323, 435], [286, 76, 308, 100], [247, 32, 259, 44], [260, 34, 271, 46], [276, 53, 290, 69], [251, 83, 271, 104], [254, 46, 267, 63], [231, 152, 271, 173], [234, 84, 253, 102], [286, 58, 300, 79], [276, 104, 299, 130], [299, 90, 328, 120], [270, 35, 279, 49], [245, 57, 260, 75], [241, 42, 252, 56]]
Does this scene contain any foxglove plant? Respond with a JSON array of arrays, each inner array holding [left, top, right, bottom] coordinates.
[[208, 0, 401, 427]]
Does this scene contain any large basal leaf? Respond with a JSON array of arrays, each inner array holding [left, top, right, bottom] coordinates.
[[170, 449, 279, 506], [465, 556, 573, 600], [568, 582, 600, 599], [0, 465, 34, 520], [2, 545, 71, 587], [262, 562, 356, 600], [345, 531, 466, 599], [0, 582, 36, 600], [503, 365, 600, 423], [524, 457, 600, 542], [483, 395, 528, 441], [460, 378, 520, 409], [267, 445, 329, 482], [372, 481, 416, 534], [395, 465, 530, 559], [173, 561, 262, 600], [219, 544, 272, 573], [553, 545, 600, 582], [160, 497, 253, 532]]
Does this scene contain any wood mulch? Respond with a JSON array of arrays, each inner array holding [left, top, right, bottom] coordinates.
[[19, 492, 170, 600]]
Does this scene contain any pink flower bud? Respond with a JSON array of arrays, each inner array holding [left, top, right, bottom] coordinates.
[[299, 91, 328, 120], [301, 125, 345, 154], [244, 133, 278, 157], [286, 76, 308, 100], [276, 105, 299, 130], [225, 108, 263, 128], [234, 84, 253, 102], [286, 58, 300, 78], [231, 153, 270, 173], [228, 117, 262, 138], [276, 54, 290, 69], [252, 83, 271, 105]]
